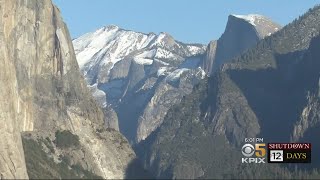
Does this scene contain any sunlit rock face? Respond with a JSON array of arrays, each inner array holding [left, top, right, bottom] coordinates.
[[0, 0, 136, 179]]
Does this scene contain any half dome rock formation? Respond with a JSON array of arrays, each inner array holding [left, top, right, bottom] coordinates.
[[202, 14, 281, 75], [0, 0, 137, 179]]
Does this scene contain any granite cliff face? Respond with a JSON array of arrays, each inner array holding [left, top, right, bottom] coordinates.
[[202, 14, 281, 74], [0, 0, 136, 179], [291, 35, 320, 161]]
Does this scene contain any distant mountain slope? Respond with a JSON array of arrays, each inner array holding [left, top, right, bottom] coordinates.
[[138, 6, 320, 179], [73, 26, 207, 143]]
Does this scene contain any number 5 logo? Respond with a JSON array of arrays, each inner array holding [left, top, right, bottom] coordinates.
[[255, 144, 266, 157]]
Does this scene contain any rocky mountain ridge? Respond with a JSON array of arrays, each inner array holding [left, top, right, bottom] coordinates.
[[73, 26, 207, 143]]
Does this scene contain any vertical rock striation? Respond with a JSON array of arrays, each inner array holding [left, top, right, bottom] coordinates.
[[0, 0, 136, 179]]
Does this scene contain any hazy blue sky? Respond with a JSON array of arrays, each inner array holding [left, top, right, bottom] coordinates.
[[53, 0, 319, 44]]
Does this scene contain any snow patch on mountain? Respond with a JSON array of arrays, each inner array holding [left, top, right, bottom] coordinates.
[[155, 48, 179, 60], [157, 67, 168, 77], [197, 67, 206, 79], [136, 49, 156, 59], [88, 83, 108, 107], [150, 32, 172, 48], [154, 59, 170, 66], [187, 45, 205, 55], [231, 14, 266, 26], [133, 58, 153, 65], [166, 68, 189, 82]]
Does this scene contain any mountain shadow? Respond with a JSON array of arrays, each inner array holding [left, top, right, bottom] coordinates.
[[228, 36, 320, 169], [124, 157, 155, 179]]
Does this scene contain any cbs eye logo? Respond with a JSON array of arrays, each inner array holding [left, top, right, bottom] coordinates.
[[242, 143, 266, 157], [242, 144, 255, 157]]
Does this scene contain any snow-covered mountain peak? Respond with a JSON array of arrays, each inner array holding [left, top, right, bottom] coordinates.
[[73, 25, 206, 87], [158, 32, 172, 38], [228, 13, 281, 39], [231, 14, 268, 26], [149, 32, 175, 48], [148, 32, 157, 36], [105, 24, 120, 29], [99, 24, 120, 32], [73, 26, 156, 69]]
